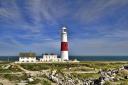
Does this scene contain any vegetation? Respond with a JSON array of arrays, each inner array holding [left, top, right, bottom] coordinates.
[[79, 61, 127, 71], [0, 73, 27, 81], [120, 81, 128, 85], [40, 79, 51, 85], [0, 82, 3, 85], [0, 61, 128, 85], [20, 63, 50, 71], [19, 62, 127, 71], [0, 74, 19, 81], [104, 81, 112, 85], [68, 66, 94, 71], [28, 79, 40, 84], [0, 69, 12, 73], [71, 73, 100, 79], [117, 70, 128, 77], [0, 64, 22, 73], [8, 65, 22, 72], [0, 62, 12, 64]]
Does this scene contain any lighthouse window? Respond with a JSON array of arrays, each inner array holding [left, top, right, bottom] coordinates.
[[64, 29, 66, 32]]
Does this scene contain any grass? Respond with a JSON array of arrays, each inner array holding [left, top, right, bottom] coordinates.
[[19, 62, 126, 71], [68, 66, 94, 71], [20, 63, 77, 71], [104, 81, 113, 85], [0, 61, 12, 64], [0, 74, 20, 81], [79, 61, 126, 71], [0, 64, 22, 73], [120, 80, 128, 85], [0, 61, 127, 84], [110, 79, 128, 85], [71, 73, 100, 79], [117, 70, 128, 77], [20, 63, 51, 71], [40, 79, 51, 85], [0, 73, 27, 81]]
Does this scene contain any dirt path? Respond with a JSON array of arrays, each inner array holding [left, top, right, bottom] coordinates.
[[0, 72, 22, 74], [64, 70, 98, 74], [16, 64, 50, 77]]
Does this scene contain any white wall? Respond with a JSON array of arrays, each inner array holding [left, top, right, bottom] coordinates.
[[19, 57, 36, 63], [40, 55, 60, 62]]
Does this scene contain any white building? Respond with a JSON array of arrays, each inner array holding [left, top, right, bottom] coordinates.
[[19, 52, 36, 63], [40, 53, 61, 62]]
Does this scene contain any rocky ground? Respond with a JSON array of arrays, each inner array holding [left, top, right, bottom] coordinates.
[[0, 61, 128, 85]]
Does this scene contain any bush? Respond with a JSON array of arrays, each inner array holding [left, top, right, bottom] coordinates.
[[118, 70, 128, 77], [41, 79, 51, 85], [2, 74, 19, 81], [0, 82, 3, 85], [71, 73, 100, 79], [0, 73, 28, 81], [9, 65, 22, 72], [20, 64, 49, 71], [120, 82, 128, 85], [104, 81, 112, 85]]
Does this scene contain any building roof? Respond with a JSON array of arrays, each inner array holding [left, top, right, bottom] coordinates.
[[19, 52, 36, 57], [43, 53, 56, 55]]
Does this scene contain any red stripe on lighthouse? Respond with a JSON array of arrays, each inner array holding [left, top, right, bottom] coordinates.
[[61, 42, 68, 51]]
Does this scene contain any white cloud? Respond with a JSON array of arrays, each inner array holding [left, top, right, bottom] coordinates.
[[23, 0, 69, 25], [74, 0, 128, 24], [0, 34, 60, 56]]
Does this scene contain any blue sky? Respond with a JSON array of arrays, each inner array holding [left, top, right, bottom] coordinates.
[[0, 0, 128, 56]]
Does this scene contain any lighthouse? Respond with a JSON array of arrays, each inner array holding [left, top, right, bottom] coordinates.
[[61, 27, 69, 61]]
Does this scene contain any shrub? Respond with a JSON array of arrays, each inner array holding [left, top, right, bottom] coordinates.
[[71, 73, 100, 79], [41, 79, 51, 85], [120, 81, 128, 85], [104, 81, 112, 85]]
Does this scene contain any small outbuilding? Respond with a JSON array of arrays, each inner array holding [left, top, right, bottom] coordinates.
[[19, 52, 36, 63]]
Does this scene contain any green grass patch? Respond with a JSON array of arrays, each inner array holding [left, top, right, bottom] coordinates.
[[71, 73, 100, 79], [19, 62, 126, 71], [40, 79, 51, 85], [0, 73, 27, 81], [0, 64, 22, 73]]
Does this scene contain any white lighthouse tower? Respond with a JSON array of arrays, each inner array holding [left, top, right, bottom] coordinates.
[[61, 27, 69, 61]]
